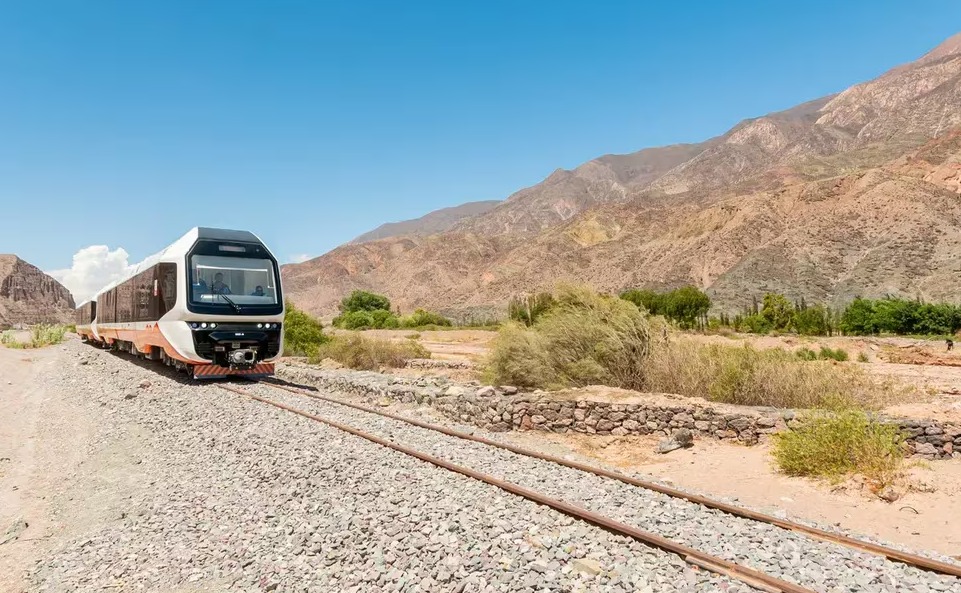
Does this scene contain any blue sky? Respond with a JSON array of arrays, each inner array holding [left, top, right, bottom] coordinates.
[[1, 1, 959, 299]]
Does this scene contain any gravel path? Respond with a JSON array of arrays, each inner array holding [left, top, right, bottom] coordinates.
[[239, 381, 961, 593], [28, 342, 751, 592]]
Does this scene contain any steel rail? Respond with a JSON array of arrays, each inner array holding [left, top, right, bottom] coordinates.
[[260, 379, 961, 579], [216, 383, 812, 593]]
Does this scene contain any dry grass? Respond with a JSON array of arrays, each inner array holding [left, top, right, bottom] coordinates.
[[644, 339, 905, 409], [311, 333, 431, 370]]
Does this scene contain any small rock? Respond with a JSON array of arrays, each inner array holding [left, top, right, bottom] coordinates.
[[878, 487, 903, 503], [123, 391, 137, 400], [476, 386, 496, 397], [571, 558, 602, 576], [673, 428, 693, 447], [138, 379, 151, 389], [500, 386, 518, 395], [656, 440, 683, 454]]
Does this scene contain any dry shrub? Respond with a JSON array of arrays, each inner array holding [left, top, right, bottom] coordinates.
[[772, 407, 905, 489], [484, 284, 652, 389], [483, 323, 553, 388], [643, 339, 902, 409], [312, 333, 430, 370]]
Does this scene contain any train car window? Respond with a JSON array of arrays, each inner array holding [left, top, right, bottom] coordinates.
[[189, 254, 278, 307], [159, 263, 177, 316]]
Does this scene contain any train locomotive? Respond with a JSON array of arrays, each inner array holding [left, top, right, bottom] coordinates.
[[75, 227, 284, 379]]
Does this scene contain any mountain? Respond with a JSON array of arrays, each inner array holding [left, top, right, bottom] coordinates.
[[351, 200, 501, 244], [0, 255, 76, 327], [284, 31, 961, 318]]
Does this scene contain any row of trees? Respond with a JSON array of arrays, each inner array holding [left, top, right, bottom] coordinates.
[[613, 287, 960, 337], [331, 290, 452, 330]]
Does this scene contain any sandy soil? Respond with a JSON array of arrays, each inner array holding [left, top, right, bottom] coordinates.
[[500, 431, 961, 560], [343, 329, 496, 363], [0, 342, 89, 592]]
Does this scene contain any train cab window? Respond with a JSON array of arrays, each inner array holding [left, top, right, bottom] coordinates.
[[188, 254, 278, 308]]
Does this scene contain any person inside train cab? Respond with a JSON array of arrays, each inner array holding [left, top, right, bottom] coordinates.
[[251, 285, 265, 297], [192, 275, 208, 296], [211, 272, 231, 294]]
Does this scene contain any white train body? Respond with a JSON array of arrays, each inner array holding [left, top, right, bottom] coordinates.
[[75, 227, 284, 379]]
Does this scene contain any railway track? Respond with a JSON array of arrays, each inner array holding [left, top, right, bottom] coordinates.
[[256, 380, 961, 578], [216, 380, 961, 593], [215, 382, 808, 593]]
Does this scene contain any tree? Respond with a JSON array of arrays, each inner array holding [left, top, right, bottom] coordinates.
[[664, 286, 711, 329], [620, 289, 665, 316], [339, 290, 391, 314], [794, 305, 830, 336], [760, 293, 795, 331], [840, 298, 877, 335]]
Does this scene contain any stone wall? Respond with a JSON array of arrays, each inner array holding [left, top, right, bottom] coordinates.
[[278, 364, 961, 460]]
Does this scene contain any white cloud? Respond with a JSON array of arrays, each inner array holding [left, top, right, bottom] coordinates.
[[288, 253, 313, 264], [49, 246, 136, 304]]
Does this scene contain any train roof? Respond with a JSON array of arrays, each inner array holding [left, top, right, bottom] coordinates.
[[91, 227, 269, 301]]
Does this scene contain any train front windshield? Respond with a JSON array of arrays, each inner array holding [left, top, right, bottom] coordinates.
[[189, 255, 279, 306]]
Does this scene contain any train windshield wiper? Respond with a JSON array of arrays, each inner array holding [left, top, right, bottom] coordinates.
[[216, 291, 243, 313]]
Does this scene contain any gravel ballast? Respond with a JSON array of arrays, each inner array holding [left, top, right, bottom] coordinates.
[[237, 380, 961, 593], [29, 342, 752, 592]]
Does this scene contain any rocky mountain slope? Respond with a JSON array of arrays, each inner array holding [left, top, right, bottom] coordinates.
[[0, 255, 76, 327], [284, 31, 961, 318], [350, 200, 501, 245]]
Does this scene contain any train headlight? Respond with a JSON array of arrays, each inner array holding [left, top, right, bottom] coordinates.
[[265, 323, 273, 329], [257, 323, 263, 329], [201, 322, 208, 329], [191, 322, 199, 329], [210, 323, 217, 329]]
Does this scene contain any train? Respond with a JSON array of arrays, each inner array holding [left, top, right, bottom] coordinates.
[[75, 227, 285, 380]]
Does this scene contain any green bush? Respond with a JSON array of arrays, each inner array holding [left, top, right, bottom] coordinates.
[[857, 352, 870, 363], [337, 310, 375, 330], [30, 324, 67, 347], [619, 286, 710, 329], [772, 407, 904, 489], [400, 309, 452, 328], [794, 305, 831, 336], [740, 314, 773, 334], [486, 284, 652, 390], [818, 346, 849, 362], [1, 330, 26, 349], [339, 290, 391, 314], [283, 301, 329, 356], [839, 297, 960, 336], [619, 289, 665, 316], [795, 347, 818, 361], [313, 333, 430, 370]]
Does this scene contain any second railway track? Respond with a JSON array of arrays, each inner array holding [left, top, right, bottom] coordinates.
[[218, 380, 961, 593]]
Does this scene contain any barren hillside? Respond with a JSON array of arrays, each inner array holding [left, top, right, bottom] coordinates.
[[350, 200, 501, 245], [284, 32, 961, 318], [0, 255, 75, 327]]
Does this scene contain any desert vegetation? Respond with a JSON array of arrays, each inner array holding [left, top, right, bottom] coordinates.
[[487, 284, 905, 410], [311, 332, 430, 371], [1, 324, 68, 349], [772, 406, 905, 490], [284, 300, 430, 369], [331, 290, 453, 330], [620, 286, 711, 329]]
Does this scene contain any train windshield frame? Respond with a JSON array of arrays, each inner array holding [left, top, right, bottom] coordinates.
[[185, 240, 283, 315]]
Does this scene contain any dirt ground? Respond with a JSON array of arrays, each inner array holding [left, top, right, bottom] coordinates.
[[499, 430, 961, 560], [345, 328, 496, 363], [0, 342, 88, 591]]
